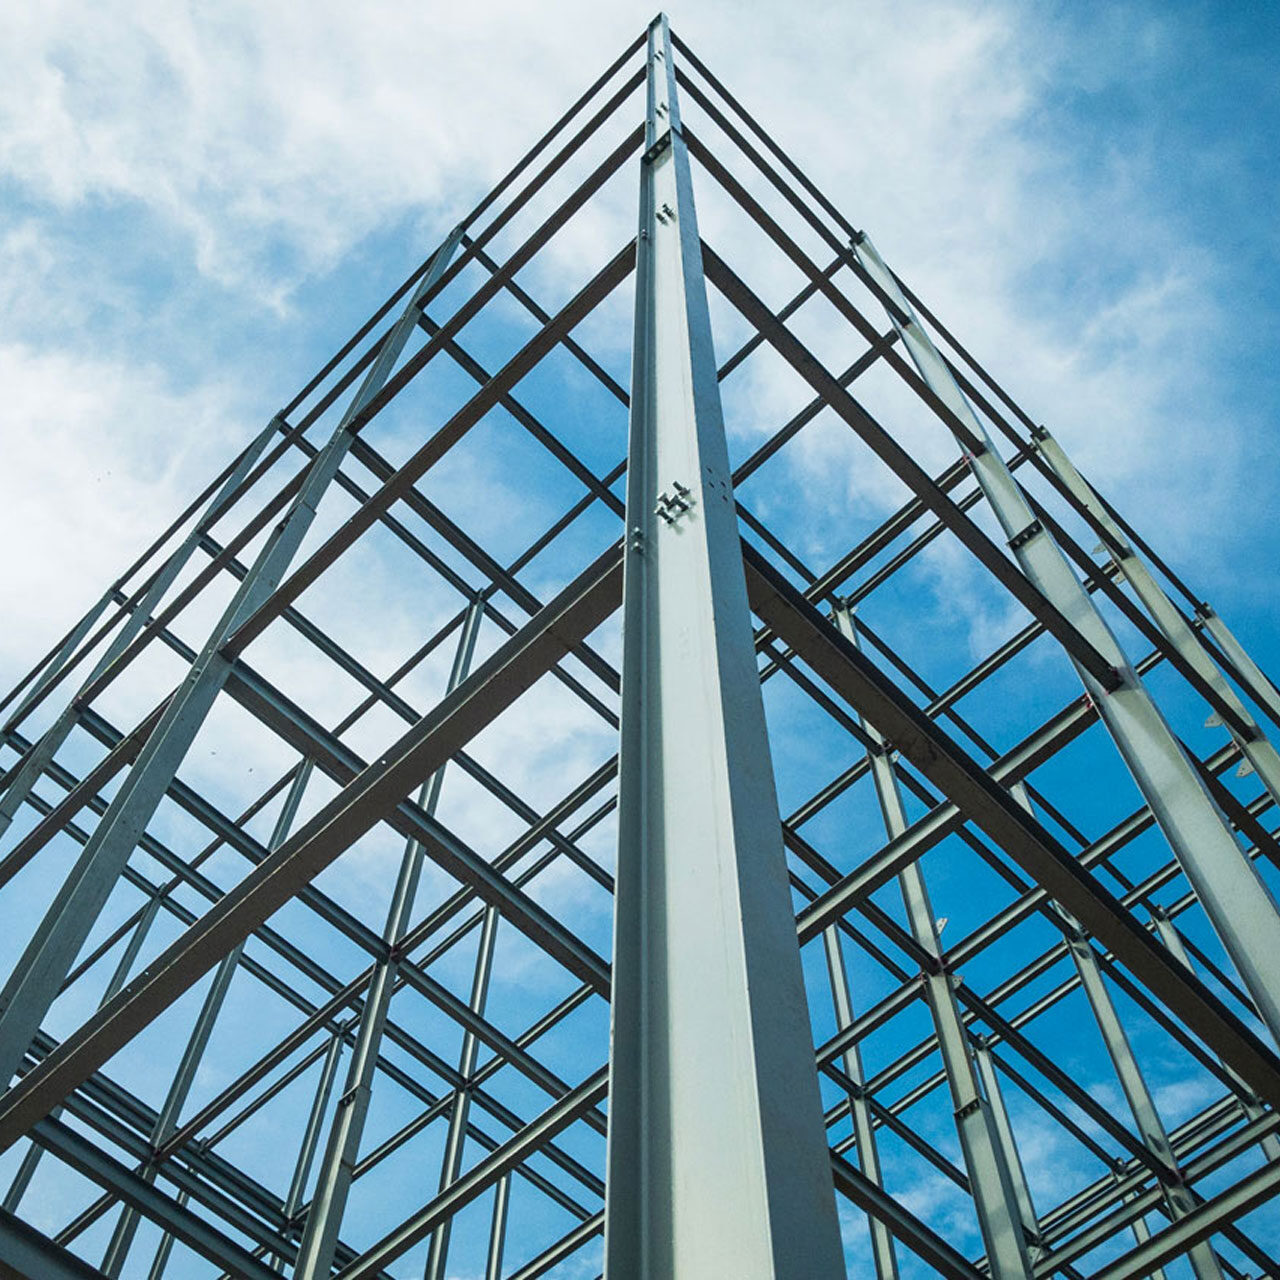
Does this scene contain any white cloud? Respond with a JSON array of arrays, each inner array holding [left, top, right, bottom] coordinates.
[[0, 342, 243, 686]]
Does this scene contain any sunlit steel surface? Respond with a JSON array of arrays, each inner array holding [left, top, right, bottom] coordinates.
[[0, 14, 1277, 1279]]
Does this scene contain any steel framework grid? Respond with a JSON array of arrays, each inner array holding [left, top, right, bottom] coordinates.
[[0, 14, 1278, 1280]]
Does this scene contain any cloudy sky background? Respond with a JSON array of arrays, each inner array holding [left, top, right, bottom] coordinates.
[[1, 1, 1279, 1274]]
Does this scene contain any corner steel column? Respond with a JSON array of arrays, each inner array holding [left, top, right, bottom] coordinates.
[[834, 605, 1033, 1280], [822, 927, 899, 1280], [849, 232, 1280, 1046], [603, 16, 844, 1278], [293, 599, 482, 1280], [0, 225, 465, 1094], [1030, 426, 1280, 805]]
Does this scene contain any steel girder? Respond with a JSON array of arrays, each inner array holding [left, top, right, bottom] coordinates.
[[0, 15, 1277, 1280]]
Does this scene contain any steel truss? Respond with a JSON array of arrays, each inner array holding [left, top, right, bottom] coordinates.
[[1, 14, 1278, 1279]]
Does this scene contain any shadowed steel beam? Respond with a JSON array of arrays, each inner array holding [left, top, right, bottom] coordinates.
[[603, 18, 844, 1278], [1091, 1159, 1280, 1280], [27, 1114, 280, 1280], [1004, 780, 1205, 1272], [829, 1154, 982, 1280], [99, 758, 316, 1278], [1030, 1110, 1280, 1273], [0, 1207, 109, 1280], [834, 605, 1033, 1278], [3, 22, 1277, 1277], [1153, 906, 1280, 1164], [508, 1213, 602, 1280], [1, 883, 167, 1222], [848, 230, 1280, 1045], [0, 424, 276, 731], [0, 226, 466, 1093], [0, 237, 636, 1151], [0, 585, 116, 735], [1057, 906, 1225, 1280], [739, 543, 1280, 1108], [274, 1031, 344, 1271], [333, 1067, 609, 1280]]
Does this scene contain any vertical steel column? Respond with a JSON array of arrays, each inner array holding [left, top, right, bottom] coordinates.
[[293, 599, 482, 1280], [0, 413, 284, 842], [270, 1031, 346, 1274], [1059, 909, 1225, 1280], [1030, 426, 1280, 804], [971, 1038, 1041, 1256], [1153, 908, 1280, 1165], [822, 927, 899, 1280], [423, 903, 499, 1280], [99, 759, 314, 1277], [0, 226, 465, 1092], [835, 605, 1034, 1278], [484, 1173, 510, 1280], [603, 16, 845, 1278], [1196, 605, 1280, 727], [850, 232, 1280, 1045]]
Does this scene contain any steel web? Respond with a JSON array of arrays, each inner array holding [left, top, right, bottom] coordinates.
[[0, 15, 1277, 1279]]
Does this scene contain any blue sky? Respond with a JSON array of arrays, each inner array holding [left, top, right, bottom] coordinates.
[[1, 2, 1279, 1277]]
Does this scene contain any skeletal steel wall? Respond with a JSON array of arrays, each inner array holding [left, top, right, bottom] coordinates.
[[0, 15, 1277, 1279]]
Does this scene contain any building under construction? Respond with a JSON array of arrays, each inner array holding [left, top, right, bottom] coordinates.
[[0, 14, 1277, 1279]]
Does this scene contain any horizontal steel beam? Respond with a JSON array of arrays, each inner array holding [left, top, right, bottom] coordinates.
[[830, 1154, 982, 1280], [702, 241, 1121, 691]]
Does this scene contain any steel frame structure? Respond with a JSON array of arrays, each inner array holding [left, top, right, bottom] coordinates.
[[1, 15, 1278, 1278]]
